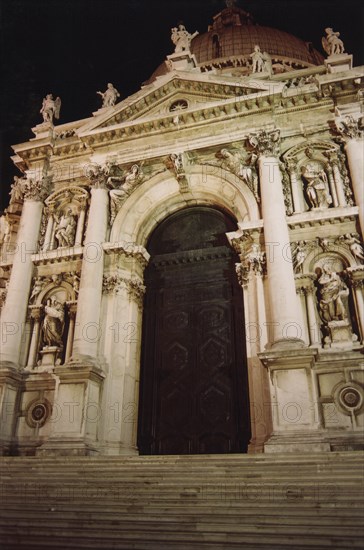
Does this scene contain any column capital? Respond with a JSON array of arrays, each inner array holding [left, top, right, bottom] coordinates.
[[335, 115, 364, 141], [294, 273, 317, 295], [23, 176, 52, 202], [345, 266, 364, 289], [247, 129, 281, 157], [28, 304, 43, 321], [236, 244, 266, 288]]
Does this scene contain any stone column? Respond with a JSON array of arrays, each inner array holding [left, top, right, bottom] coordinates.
[[305, 285, 322, 346], [286, 160, 303, 214], [26, 306, 43, 368], [71, 184, 109, 364], [0, 181, 48, 368], [233, 240, 272, 453], [75, 201, 87, 247], [295, 275, 321, 347], [325, 165, 339, 208], [100, 245, 149, 455], [326, 151, 346, 207], [42, 205, 55, 251], [248, 130, 305, 349], [335, 118, 364, 236], [347, 268, 364, 343], [64, 302, 77, 363]]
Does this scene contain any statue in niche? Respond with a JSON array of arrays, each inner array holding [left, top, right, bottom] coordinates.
[[171, 24, 199, 53], [338, 233, 364, 263], [317, 265, 349, 324], [42, 296, 65, 347], [322, 28, 345, 56], [54, 208, 77, 248], [109, 164, 143, 223], [40, 94, 61, 124], [301, 164, 332, 209], [97, 83, 120, 107]]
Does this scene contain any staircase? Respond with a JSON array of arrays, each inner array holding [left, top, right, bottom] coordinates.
[[0, 452, 363, 549]]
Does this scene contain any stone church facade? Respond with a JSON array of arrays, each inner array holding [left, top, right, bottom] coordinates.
[[0, 2, 363, 456]]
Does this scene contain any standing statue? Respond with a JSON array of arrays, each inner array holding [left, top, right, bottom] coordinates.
[[40, 94, 61, 123], [171, 24, 199, 53], [250, 45, 265, 73], [9, 176, 25, 203], [54, 208, 77, 248], [42, 297, 65, 347], [301, 164, 332, 209], [97, 83, 120, 107], [317, 266, 349, 323], [322, 28, 345, 56]]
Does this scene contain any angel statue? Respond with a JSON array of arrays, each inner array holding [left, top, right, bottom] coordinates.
[[171, 24, 199, 53], [322, 28, 345, 56], [40, 94, 61, 124], [339, 233, 364, 263], [109, 164, 143, 224]]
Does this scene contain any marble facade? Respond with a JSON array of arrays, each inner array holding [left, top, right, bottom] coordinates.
[[0, 4, 363, 456]]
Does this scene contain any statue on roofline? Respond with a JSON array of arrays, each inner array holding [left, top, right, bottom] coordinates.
[[97, 83, 120, 108], [322, 28, 345, 56], [40, 94, 61, 124], [171, 24, 199, 53]]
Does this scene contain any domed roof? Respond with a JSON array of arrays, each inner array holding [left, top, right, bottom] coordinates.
[[149, 3, 323, 81]]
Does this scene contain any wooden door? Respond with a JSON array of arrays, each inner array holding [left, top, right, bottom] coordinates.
[[137, 207, 250, 454]]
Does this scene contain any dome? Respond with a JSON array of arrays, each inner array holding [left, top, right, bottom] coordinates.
[[148, 4, 323, 81]]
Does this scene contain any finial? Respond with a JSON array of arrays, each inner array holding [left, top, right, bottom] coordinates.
[[226, 0, 237, 7]]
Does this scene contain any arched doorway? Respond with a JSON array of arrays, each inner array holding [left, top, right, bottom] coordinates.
[[137, 207, 251, 454]]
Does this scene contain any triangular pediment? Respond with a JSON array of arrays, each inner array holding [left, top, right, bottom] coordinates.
[[78, 72, 277, 134]]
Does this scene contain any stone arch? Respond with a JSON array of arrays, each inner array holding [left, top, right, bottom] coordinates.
[[110, 165, 259, 246]]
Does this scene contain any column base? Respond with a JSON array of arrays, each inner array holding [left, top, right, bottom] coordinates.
[[264, 431, 364, 453], [264, 432, 331, 453], [36, 439, 100, 457], [100, 443, 139, 456], [0, 365, 22, 455], [270, 338, 306, 350]]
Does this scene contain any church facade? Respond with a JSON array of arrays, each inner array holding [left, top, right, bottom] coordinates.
[[0, 3, 363, 456]]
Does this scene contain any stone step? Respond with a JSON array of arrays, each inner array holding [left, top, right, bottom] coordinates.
[[1, 451, 363, 549]]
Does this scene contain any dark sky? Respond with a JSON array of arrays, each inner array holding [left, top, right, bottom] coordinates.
[[1, 0, 363, 211]]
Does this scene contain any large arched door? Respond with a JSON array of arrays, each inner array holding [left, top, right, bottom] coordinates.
[[137, 207, 250, 454]]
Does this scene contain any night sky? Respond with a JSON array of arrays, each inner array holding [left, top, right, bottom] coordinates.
[[1, 0, 363, 211]]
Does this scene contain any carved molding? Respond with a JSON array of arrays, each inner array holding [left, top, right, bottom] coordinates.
[[29, 272, 80, 304]]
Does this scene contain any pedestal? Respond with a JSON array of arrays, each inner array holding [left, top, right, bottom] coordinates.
[[37, 364, 105, 456], [324, 53, 353, 73], [325, 320, 354, 349], [39, 346, 63, 367], [166, 51, 199, 72]]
